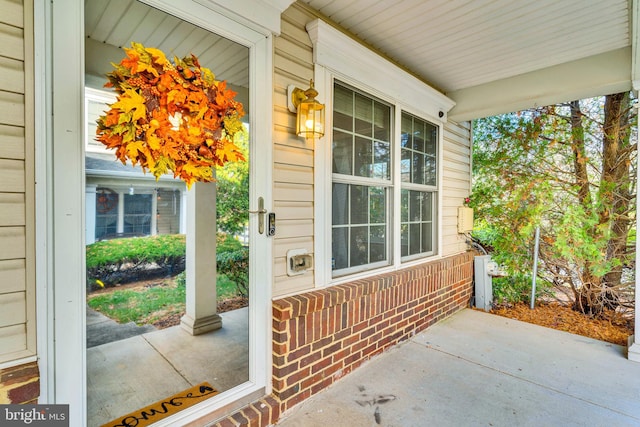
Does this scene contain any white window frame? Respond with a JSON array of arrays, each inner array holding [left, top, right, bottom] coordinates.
[[309, 19, 455, 287], [399, 111, 439, 262]]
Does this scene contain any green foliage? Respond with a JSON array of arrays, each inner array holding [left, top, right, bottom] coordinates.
[[86, 234, 186, 269], [216, 135, 249, 234], [88, 281, 186, 325], [174, 270, 239, 300], [472, 95, 637, 312], [217, 247, 249, 297], [491, 273, 551, 305], [88, 273, 240, 325], [217, 233, 243, 253]]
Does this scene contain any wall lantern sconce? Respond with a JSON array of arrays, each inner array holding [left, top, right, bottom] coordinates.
[[287, 79, 325, 139]]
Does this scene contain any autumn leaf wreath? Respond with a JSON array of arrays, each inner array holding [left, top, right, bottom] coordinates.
[[96, 42, 247, 188]]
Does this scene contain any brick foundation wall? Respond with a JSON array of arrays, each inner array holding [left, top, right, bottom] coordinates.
[[206, 251, 474, 426], [0, 361, 40, 404]]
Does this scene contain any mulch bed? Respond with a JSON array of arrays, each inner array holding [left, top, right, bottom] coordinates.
[[489, 302, 634, 346]]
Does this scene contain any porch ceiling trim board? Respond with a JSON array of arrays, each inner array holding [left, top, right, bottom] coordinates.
[[193, 0, 296, 35], [447, 47, 632, 122]]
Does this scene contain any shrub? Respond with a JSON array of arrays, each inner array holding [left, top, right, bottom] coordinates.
[[87, 233, 249, 296], [86, 235, 186, 289], [217, 248, 249, 297]]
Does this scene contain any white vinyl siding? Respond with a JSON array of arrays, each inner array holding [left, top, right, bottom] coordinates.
[[272, 4, 316, 297], [441, 119, 472, 256], [0, 0, 36, 363], [272, 7, 471, 296]]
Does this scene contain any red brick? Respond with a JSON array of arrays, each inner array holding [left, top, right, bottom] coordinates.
[[300, 351, 322, 368], [362, 342, 377, 357], [310, 376, 333, 396], [344, 350, 362, 367], [352, 320, 367, 333], [272, 354, 285, 366], [368, 331, 383, 344], [273, 361, 299, 379], [311, 356, 331, 374], [231, 411, 249, 425], [322, 341, 342, 358], [214, 417, 239, 427], [276, 383, 301, 401], [332, 347, 351, 363], [283, 389, 311, 412], [263, 396, 281, 422], [241, 405, 260, 427], [351, 339, 367, 353], [311, 336, 333, 352], [300, 373, 321, 390], [272, 377, 286, 391], [322, 361, 343, 378], [333, 327, 352, 341], [0, 363, 39, 385], [286, 366, 311, 387], [272, 329, 287, 344], [287, 344, 311, 363], [360, 326, 375, 340], [7, 380, 40, 404]]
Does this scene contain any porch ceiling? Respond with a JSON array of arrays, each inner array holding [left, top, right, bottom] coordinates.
[[296, 0, 638, 121], [85, 0, 638, 122], [84, 0, 250, 89]]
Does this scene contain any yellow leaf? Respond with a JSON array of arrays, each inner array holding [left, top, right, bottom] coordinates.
[[146, 131, 162, 151], [112, 89, 147, 122], [126, 140, 145, 163], [146, 47, 168, 67]]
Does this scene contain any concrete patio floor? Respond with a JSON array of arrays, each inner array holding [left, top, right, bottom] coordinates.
[[87, 307, 249, 427], [276, 309, 640, 427]]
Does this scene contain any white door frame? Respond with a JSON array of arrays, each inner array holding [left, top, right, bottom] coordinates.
[[37, 0, 273, 424]]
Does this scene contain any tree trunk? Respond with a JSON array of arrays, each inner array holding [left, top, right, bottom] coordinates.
[[569, 100, 600, 313], [569, 94, 633, 314], [600, 92, 632, 297]]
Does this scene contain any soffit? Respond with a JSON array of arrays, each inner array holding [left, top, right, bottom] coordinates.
[[84, 0, 251, 88], [298, 0, 634, 120]]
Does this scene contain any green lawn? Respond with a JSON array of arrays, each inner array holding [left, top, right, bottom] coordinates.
[[87, 273, 239, 325]]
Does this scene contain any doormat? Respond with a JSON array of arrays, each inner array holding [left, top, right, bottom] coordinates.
[[101, 382, 218, 427]]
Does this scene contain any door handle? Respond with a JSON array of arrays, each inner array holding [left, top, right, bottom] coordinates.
[[249, 196, 267, 234]]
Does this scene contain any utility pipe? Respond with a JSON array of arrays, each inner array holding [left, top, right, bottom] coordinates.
[[530, 226, 540, 309]]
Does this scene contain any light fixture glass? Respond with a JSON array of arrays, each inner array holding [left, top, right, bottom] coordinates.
[[289, 80, 325, 139]]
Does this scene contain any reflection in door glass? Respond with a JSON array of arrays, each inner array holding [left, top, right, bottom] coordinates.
[[84, 1, 250, 425]]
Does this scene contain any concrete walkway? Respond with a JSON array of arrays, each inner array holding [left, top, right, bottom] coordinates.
[[276, 309, 640, 427], [87, 307, 155, 348], [87, 307, 249, 427]]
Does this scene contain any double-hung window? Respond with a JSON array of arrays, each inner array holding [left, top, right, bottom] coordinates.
[[400, 113, 437, 260], [332, 83, 392, 275], [308, 19, 454, 283], [330, 81, 439, 277]]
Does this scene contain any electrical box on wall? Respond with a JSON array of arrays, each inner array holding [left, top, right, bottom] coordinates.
[[457, 207, 474, 233], [287, 249, 313, 276]]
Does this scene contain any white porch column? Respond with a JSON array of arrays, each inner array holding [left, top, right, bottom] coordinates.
[[180, 181, 221, 335], [179, 188, 187, 234], [117, 191, 125, 234], [85, 184, 97, 244], [151, 188, 158, 235], [629, 87, 640, 361]]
